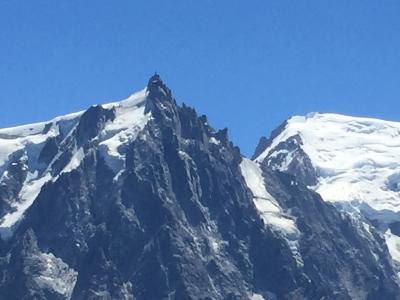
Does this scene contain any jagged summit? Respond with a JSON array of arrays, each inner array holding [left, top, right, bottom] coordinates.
[[148, 72, 161, 85], [147, 73, 172, 100]]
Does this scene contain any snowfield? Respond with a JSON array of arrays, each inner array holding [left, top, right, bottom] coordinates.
[[256, 113, 400, 215]]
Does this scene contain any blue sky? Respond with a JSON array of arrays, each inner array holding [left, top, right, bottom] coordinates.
[[1, 1, 400, 156]]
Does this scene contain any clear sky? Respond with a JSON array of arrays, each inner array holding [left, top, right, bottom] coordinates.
[[1, 1, 400, 156]]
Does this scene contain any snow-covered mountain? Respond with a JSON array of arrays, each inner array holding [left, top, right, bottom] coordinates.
[[254, 112, 400, 266], [0, 77, 399, 299], [0, 87, 150, 239]]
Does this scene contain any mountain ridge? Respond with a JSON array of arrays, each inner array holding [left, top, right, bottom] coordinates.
[[0, 76, 399, 299]]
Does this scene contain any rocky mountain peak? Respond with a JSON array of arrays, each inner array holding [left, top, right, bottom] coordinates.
[[0, 83, 399, 299]]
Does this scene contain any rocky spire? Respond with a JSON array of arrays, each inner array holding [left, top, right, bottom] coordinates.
[[147, 73, 172, 99], [145, 73, 174, 114]]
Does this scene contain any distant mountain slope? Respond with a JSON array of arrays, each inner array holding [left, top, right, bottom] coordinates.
[[254, 112, 400, 268], [0, 77, 399, 299]]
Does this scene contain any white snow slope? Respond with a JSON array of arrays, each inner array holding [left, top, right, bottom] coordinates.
[[255, 112, 400, 263], [0, 88, 151, 239]]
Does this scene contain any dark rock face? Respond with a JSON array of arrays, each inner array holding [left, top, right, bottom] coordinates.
[[263, 134, 318, 186], [38, 137, 59, 165], [0, 152, 28, 218], [0, 76, 399, 299], [251, 120, 288, 160], [0, 229, 77, 300], [252, 136, 269, 160], [389, 222, 400, 236], [76, 105, 116, 146], [252, 121, 317, 187]]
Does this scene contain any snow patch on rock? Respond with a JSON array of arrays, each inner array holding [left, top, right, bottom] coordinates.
[[98, 88, 151, 172], [0, 172, 52, 238], [209, 137, 220, 145], [240, 158, 302, 266], [385, 229, 400, 265], [60, 148, 85, 175], [34, 252, 78, 299], [250, 294, 265, 300]]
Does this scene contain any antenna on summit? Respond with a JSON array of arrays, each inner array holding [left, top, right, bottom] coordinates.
[[150, 72, 161, 83]]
